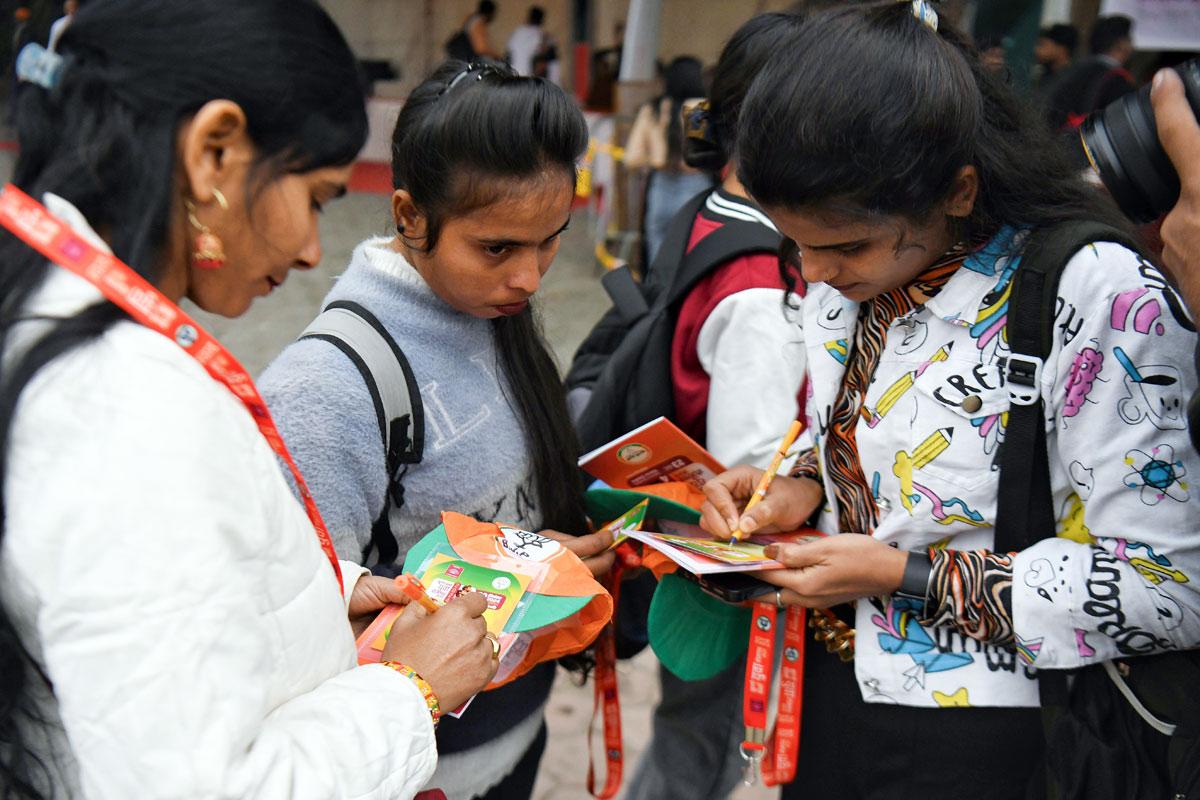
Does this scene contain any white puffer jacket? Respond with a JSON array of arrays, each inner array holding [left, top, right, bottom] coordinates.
[[0, 196, 438, 799]]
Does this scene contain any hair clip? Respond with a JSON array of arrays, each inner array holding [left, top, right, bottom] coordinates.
[[908, 0, 939, 31], [15, 44, 64, 91], [439, 62, 506, 97], [684, 99, 713, 143]]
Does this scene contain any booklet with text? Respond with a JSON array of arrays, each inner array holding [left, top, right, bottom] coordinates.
[[578, 416, 726, 492]]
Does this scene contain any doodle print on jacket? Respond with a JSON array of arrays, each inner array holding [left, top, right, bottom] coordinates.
[[1063, 343, 1105, 420], [890, 432, 986, 527], [1123, 444, 1189, 505], [932, 687, 971, 707], [872, 599, 974, 692], [1069, 461, 1095, 498], [1015, 634, 1043, 666], [1113, 538, 1190, 586], [1113, 346, 1186, 430], [1110, 286, 1169, 337], [864, 343, 951, 429]]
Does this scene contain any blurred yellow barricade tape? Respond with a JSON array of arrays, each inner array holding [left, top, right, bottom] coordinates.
[[575, 140, 626, 199]]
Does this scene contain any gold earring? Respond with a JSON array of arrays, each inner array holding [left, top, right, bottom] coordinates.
[[185, 194, 226, 271]]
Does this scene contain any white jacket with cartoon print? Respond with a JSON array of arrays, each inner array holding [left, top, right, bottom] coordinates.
[[802, 227, 1200, 708]]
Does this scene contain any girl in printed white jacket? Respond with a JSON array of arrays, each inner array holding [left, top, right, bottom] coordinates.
[[702, 4, 1200, 799], [0, 3, 496, 798]]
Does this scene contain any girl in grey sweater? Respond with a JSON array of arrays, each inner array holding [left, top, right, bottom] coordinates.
[[260, 62, 613, 800]]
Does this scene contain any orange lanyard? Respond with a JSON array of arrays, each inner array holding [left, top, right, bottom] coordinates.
[[0, 185, 343, 594], [587, 546, 636, 799], [742, 602, 805, 787]]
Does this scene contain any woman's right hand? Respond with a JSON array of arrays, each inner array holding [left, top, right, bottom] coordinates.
[[382, 592, 497, 711], [700, 465, 824, 540]]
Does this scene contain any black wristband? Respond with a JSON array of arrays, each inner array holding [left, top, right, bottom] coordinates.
[[895, 549, 932, 612]]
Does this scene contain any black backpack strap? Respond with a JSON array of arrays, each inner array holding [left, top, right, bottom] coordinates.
[[597, 190, 714, 327], [640, 189, 715, 300], [994, 222, 1142, 554], [993, 222, 1143, 792], [660, 217, 782, 310], [299, 301, 424, 566]]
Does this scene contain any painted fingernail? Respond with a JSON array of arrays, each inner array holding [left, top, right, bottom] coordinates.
[[764, 544, 779, 559]]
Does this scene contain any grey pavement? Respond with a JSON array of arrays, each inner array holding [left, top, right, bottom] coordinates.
[[0, 140, 776, 798]]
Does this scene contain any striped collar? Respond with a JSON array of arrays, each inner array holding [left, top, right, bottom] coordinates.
[[701, 188, 778, 232]]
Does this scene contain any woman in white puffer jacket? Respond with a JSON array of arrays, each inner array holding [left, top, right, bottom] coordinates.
[[0, 2, 496, 798]]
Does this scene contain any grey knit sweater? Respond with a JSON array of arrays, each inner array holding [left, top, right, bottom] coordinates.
[[258, 237, 553, 792], [260, 237, 543, 558]]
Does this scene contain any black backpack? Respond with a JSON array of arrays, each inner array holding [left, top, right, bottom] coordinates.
[[298, 301, 424, 571], [999, 221, 1200, 799], [566, 189, 783, 453]]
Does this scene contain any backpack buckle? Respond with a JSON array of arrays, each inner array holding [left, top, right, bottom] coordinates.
[[1003, 354, 1044, 406]]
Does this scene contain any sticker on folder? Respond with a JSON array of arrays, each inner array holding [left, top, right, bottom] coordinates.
[[419, 554, 532, 635]]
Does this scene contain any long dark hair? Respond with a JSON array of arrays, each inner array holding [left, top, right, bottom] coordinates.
[[390, 61, 590, 537], [737, 2, 1129, 243], [0, 2, 366, 796]]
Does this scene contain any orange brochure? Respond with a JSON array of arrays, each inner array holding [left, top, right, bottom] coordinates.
[[578, 416, 726, 492]]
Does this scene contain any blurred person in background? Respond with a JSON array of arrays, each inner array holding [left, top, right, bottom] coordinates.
[[1045, 14, 1137, 133], [446, 0, 500, 62], [1034, 22, 1077, 97], [624, 55, 714, 264], [507, 5, 545, 76], [48, 0, 87, 52], [976, 34, 1007, 74]]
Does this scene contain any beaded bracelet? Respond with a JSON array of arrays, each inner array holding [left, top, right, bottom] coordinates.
[[381, 661, 442, 728]]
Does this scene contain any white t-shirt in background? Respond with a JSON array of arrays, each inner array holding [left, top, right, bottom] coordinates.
[[507, 24, 543, 76]]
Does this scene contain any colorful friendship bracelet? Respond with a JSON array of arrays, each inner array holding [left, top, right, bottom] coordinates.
[[381, 661, 442, 727]]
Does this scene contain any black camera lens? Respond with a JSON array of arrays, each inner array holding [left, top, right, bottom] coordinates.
[[1081, 59, 1200, 224]]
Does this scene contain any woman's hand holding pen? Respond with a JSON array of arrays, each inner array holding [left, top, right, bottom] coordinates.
[[756, 536, 907, 608], [699, 465, 823, 539], [384, 592, 497, 711]]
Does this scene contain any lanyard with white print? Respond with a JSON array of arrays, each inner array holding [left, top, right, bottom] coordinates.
[[741, 602, 805, 786]]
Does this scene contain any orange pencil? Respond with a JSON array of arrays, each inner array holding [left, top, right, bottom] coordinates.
[[395, 574, 441, 614], [730, 419, 804, 542]]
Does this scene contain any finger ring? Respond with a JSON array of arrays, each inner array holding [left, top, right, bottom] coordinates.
[[775, 588, 785, 609], [484, 632, 501, 659]]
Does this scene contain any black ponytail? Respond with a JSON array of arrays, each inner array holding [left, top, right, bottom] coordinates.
[[0, 2, 366, 796], [391, 61, 590, 536], [737, 2, 1129, 238]]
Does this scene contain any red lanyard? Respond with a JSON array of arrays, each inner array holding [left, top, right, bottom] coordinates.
[[587, 547, 636, 799], [0, 185, 344, 594], [741, 602, 805, 787]]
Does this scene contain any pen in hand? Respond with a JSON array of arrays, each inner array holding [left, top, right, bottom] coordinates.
[[730, 419, 804, 542], [395, 574, 441, 614]]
